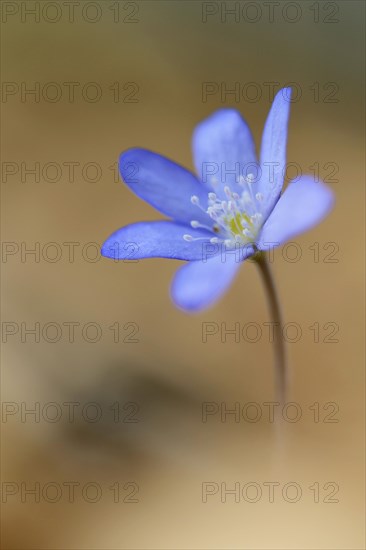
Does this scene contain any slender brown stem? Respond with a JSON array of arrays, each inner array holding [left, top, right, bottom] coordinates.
[[255, 252, 287, 405]]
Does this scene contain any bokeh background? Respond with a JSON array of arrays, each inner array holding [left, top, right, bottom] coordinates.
[[2, 1, 365, 548]]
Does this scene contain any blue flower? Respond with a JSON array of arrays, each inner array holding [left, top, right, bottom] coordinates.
[[102, 87, 334, 312]]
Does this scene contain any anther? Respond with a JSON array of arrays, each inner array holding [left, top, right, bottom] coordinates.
[[224, 186, 232, 198]]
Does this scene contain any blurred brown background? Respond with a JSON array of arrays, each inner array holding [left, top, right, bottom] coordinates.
[[1, 1, 365, 548]]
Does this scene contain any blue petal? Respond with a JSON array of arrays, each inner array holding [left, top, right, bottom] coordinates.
[[119, 148, 210, 225], [192, 109, 258, 198], [171, 247, 254, 312], [257, 176, 334, 250], [257, 87, 292, 220], [101, 221, 213, 261]]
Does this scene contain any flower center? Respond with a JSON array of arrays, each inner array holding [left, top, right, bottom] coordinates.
[[184, 174, 264, 249]]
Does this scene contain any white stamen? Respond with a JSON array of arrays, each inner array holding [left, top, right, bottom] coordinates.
[[185, 182, 265, 249], [207, 207, 218, 220], [251, 213, 263, 224], [190, 220, 217, 232], [224, 186, 231, 198]]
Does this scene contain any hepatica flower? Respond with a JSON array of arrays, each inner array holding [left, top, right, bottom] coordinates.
[[102, 87, 334, 313], [102, 87, 334, 402]]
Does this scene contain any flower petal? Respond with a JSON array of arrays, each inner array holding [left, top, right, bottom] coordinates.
[[101, 221, 213, 261], [257, 176, 335, 250], [192, 109, 258, 198], [119, 148, 210, 225], [258, 87, 292, 219], [171, 246, 254, 312]]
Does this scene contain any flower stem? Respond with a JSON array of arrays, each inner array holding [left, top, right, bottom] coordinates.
[[255, 252, 287, 405]]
